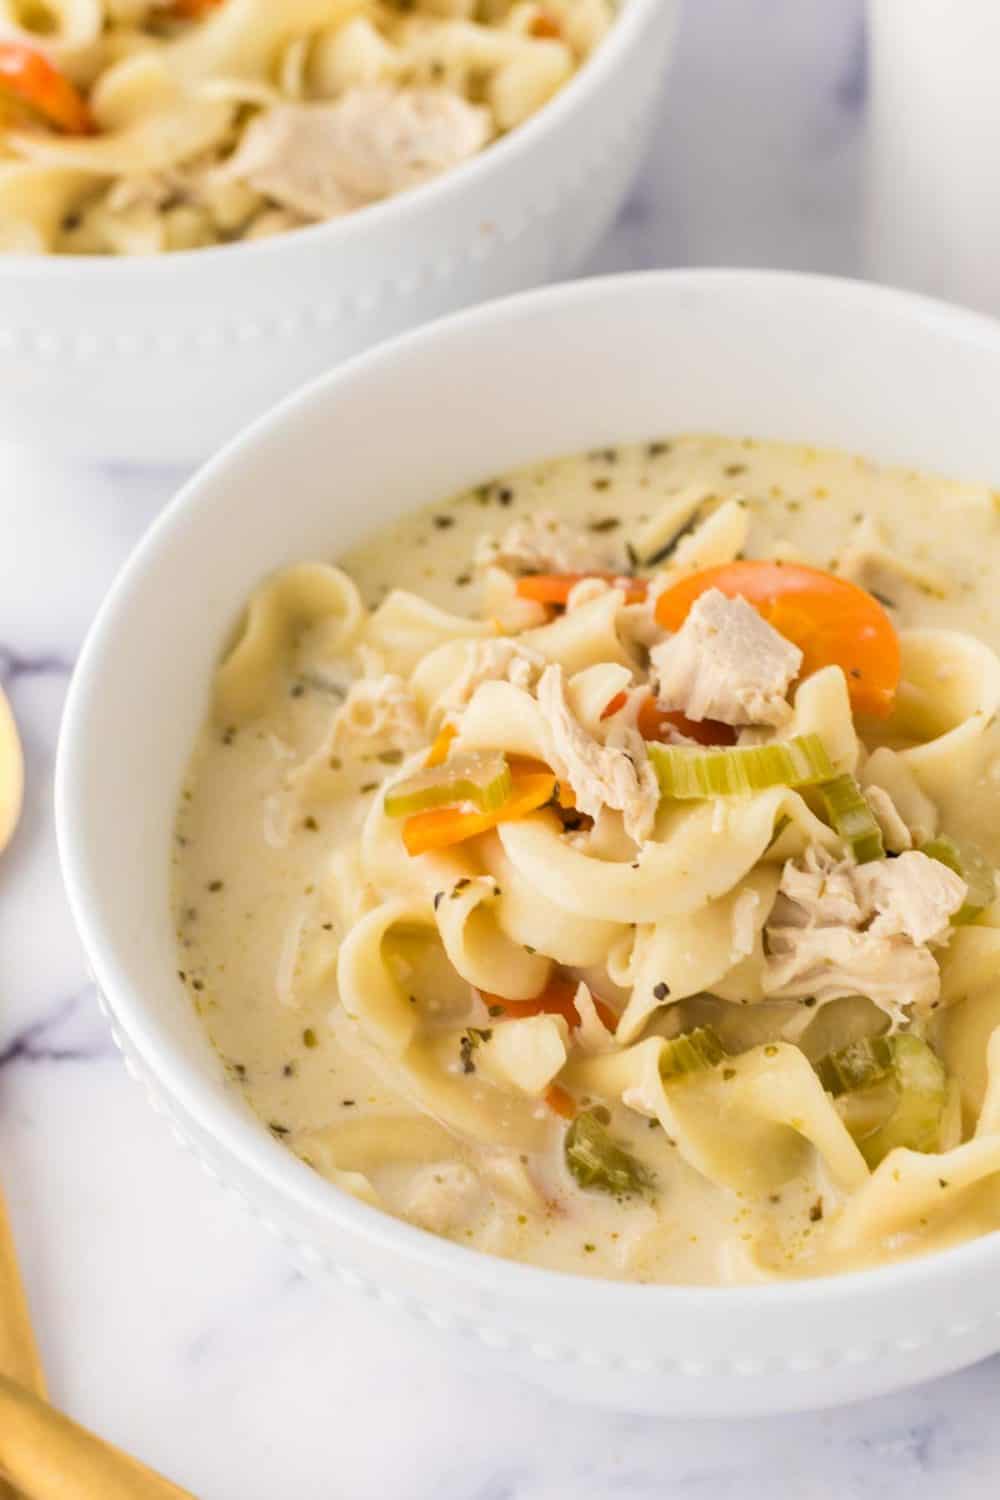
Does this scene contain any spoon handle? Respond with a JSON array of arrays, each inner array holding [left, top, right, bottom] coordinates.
[[0, 1189, 45, 1398], [0, 1188, 46, 1499], [0, 1376, 195, 1500]]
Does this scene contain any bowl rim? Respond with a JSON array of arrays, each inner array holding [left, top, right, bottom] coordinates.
[[56, 267, 1000, 1319], [2, 0, 669, 282]]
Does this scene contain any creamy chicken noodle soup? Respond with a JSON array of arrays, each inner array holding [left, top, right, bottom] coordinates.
[[174, 435, 1000, 1285], [0, 0, 613, 255]]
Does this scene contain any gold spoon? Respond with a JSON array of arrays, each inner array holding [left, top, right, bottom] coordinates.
[[0, 1376, 195, 1500], [0, 691, 195, 1499]]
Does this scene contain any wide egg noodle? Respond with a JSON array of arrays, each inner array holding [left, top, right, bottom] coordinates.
[[90, 0, 366, 127], [6, 96, 237, 177], [828, 1031, 1000, 1259], [478, 835, 625, 969], [497, 786, 839, 925], [617, 867, 781, 1044], [566, 1038, 869, 1197], [520, 588, 634, 676], [0, 162, 93, 253], [214, 562, 365, 724], [364, 589, 491, 677], [893, 628, 1000, 802]]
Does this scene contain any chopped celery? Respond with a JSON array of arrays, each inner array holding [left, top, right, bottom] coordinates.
[[817, 775, 885, 864], [659, 1026, 726, 1081], [817, 1034, 947, 1167], [857, 1035, 947, 1167], [564, 1110, 654, 1197], [649, 733, 835, 800], [815, 1035, 895, 1097], [384, 752, 512, 818], [922, 835, 996, 924]]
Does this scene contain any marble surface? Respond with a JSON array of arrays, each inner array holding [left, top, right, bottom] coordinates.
[[3, 1, 999, 1496]]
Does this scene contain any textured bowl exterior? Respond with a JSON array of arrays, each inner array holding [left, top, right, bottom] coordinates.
[[0, 0, 677, 464], [56, 271, 1000, 1415]]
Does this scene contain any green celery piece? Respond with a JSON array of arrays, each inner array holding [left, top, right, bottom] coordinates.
[[921, 835, 996, 925], [817, 775, 885, 864], [659, 1026, 727, 1081], [858, 1035, 947, 1167], [815, 1035, 895, 1097], [817, 1034, 947, 1168], [649, 733, 835, 800], [564, 1110, 654, 1197], [384, 751, 512, 818]]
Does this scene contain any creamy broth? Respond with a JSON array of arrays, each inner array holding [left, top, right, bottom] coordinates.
[[174, 434, 1000, 1284]]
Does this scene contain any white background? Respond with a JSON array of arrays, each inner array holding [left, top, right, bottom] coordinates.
[[4, 2, 999, 1495]]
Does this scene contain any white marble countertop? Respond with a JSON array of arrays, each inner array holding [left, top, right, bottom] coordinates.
[[4, 1, 1000, 1495]]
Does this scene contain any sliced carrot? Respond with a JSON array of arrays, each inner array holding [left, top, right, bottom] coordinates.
[[0, 44, 93, 134], [654, 561, 900, 718], [600, 690, 628, 720], [545, 1083, 577, 1119], [481, 974, 619, 1034], [402, 771, 554, 856], [601, 690, 736, 746], [516, 572, 649, 608], [170, 0, 225, 16], [636, 697, 737, 747], [424, 723, 457, 769]]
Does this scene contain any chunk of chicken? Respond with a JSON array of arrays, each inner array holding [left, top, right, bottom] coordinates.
[[537, 663, 659, 845], [219, 89, 491, 220], [650, 588, 802, 728], [331, 673, 423, 752], [852, 851, 967, 946], [403, 1162, 482, 1234], [474, 509, 608, 578], [763, 846, 966, 1027], [439, 638, 545, 716], [763, 925, 941, 1027]]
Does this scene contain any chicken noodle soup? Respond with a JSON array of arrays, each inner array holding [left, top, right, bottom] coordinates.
[[174, 434, 1000, 1284], [0, 0, 614, 255]]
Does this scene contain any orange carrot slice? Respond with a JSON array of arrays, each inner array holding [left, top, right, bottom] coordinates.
[[601, 691, 736, 746], [545, 1083, 577, 1119], [654, 561, 900, 718], [402, 771, 554, 856], [424, 723, 457, 769], [0, 44, 93, 134], [516, 572, 648, 608], [481, 974, 619, 1034]]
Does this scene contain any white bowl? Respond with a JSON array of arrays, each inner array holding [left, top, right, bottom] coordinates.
[[0, 0, 677, 466], [56, 270, 1000, 1417]]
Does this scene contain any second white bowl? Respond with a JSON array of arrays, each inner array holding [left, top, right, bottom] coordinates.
[[1, 0, 677, 465]]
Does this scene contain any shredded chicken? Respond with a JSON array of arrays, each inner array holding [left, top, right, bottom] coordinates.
[[474, 510, 608, 577], [219, 89, 490, 219], [852, 852, 967, 946], [537, 663, 659, 845], [331, 673, 423, 751], [650, 588, 802, 727], [763, 846, 966, 1027], [437, 638, 545, 716]]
